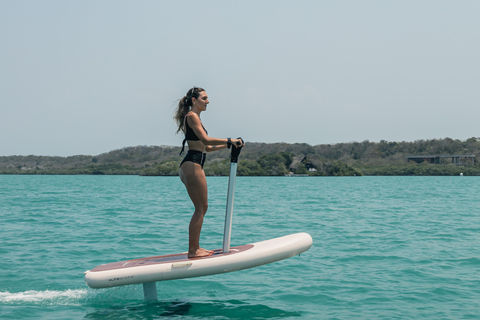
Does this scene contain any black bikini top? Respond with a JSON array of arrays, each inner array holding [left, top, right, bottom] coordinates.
[[180, 113, 208, 155]]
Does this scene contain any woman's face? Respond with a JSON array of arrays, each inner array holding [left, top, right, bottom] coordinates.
[[193, 91, 209, 111]]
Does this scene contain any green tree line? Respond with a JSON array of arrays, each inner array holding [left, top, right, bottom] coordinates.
[[1, 137, 479, 176]]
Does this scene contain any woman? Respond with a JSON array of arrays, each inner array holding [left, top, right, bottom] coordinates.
[[174, 87, 244, 258]]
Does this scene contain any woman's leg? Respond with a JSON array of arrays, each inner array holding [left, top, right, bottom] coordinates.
[[179, 162, 212, 258]]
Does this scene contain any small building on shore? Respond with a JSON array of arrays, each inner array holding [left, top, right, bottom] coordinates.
[[288, 155, 317, 173], [406, 154, 475, 165]]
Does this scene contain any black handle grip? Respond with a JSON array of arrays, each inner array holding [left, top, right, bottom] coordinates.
[[230, 137, 244, 163]]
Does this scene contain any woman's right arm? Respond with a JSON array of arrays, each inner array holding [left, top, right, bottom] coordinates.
[[187, 114, 243, 148]]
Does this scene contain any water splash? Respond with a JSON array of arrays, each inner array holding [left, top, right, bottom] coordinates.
[[0, 289, 87, 304]]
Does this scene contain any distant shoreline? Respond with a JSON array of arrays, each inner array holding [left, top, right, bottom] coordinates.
[[1, 138, 479, 176]]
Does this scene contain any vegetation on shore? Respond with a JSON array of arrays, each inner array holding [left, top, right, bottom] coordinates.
[[1, 137, 479, 176]]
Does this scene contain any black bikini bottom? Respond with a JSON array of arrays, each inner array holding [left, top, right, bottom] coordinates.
[[180, 150, 206, 168]]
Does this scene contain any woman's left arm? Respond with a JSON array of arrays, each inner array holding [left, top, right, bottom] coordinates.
[[205, 139, 245, 152], [205, 144, 228, 152]]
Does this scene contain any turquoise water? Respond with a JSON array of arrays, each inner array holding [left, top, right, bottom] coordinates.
[[1, 175, 480, 319]]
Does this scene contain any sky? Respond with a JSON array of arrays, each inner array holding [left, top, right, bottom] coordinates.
[[1, 1, 479, 156]]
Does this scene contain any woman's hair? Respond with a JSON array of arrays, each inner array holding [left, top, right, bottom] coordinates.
[[174, 87, 205, 134]]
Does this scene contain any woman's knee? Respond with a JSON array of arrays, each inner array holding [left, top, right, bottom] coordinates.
[[195, 202, 208, 215], [203, 202, 208, 215]]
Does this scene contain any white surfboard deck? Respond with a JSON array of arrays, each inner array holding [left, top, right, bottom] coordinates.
[[84, 232, 312, 289]]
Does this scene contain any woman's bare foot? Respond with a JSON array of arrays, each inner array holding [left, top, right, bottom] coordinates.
[[188, 248, 213, 258], [200, 248, 214, 255]]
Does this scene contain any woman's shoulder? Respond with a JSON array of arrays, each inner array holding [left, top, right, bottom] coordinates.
[[186, 112, 201, 122]]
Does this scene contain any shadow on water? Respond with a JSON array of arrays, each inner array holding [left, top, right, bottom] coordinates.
[[84, 299, 301, 319]]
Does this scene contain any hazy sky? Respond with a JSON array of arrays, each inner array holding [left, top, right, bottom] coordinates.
[[1, 1, 479, 156]]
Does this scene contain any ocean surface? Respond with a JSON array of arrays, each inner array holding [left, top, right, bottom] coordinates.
[[1, 175, 479, 319]]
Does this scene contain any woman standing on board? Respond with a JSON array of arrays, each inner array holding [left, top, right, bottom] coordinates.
[[174, 87, 244, 258]]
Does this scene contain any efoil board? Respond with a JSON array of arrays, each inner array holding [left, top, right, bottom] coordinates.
[[85, 232, 312, 288]]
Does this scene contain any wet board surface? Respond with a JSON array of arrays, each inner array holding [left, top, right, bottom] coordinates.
[[90, 244, 254, 272]]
